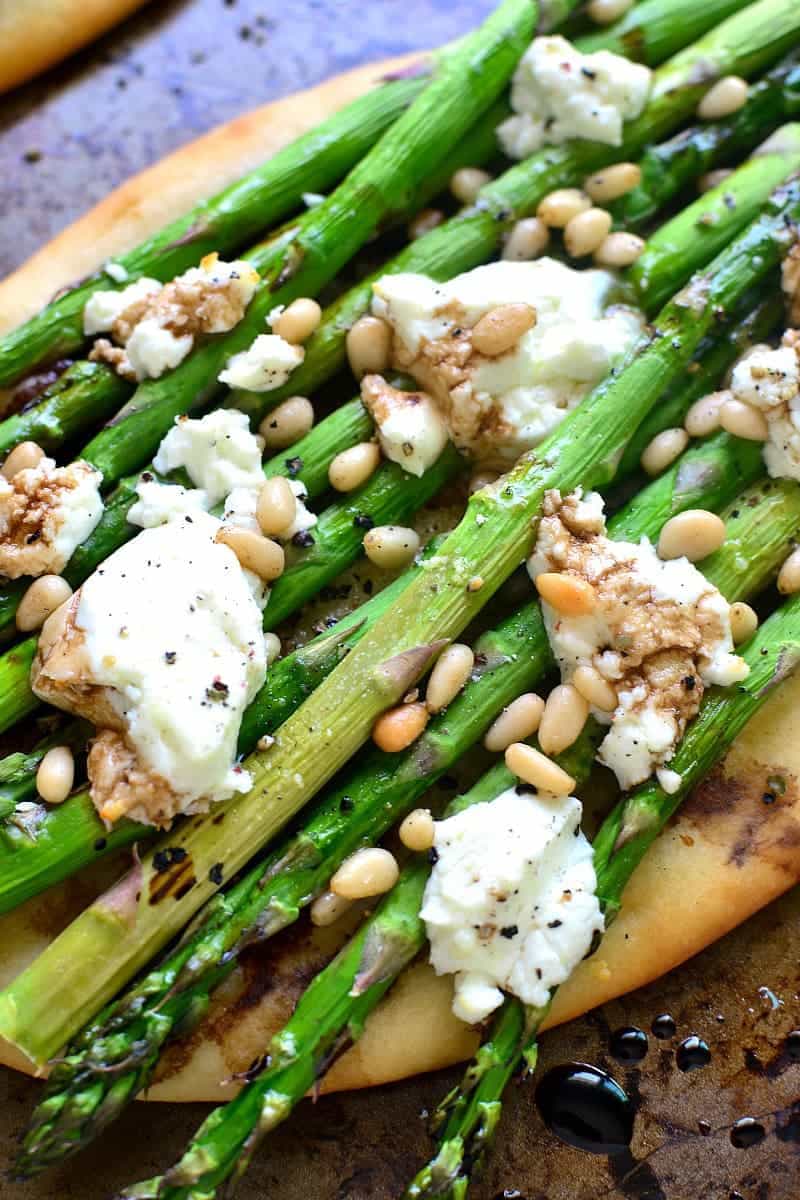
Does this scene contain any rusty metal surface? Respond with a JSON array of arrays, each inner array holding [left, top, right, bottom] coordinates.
[[0, 3, 798, 1198]]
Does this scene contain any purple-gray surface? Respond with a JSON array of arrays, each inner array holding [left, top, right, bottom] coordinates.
[[0, 3, 798, 1198]]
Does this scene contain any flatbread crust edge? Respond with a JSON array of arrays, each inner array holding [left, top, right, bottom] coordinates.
[[0, 1, 151, 97]]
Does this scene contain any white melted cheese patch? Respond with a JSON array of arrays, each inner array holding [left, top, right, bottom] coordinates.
[[219, 333, 304, 393], [498, 35, 652, 160], [729, 341, 800, 482], [153, 408, 265, 505], [422, 786, 603, 1024]]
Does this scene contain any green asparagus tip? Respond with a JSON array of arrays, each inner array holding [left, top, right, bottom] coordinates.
[[612, 798, 659, 852], [404, 1135, 466, 1200]]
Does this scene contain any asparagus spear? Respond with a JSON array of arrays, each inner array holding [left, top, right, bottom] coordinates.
[[2, 183, 796, 1069], [15, 450, 793, 1174], [0, 363, 129, 458], [404, 584, 800, 1200], [577, 0, 752, 62]]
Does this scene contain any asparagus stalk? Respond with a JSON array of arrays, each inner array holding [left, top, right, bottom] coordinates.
[[576, 0, 752, 62], [0, 720, 90, 825], [0, 363, 129, 458], [2, 185, 796, 1069], [15, 446, 793, 1173], [405, 586, 800, 1199]]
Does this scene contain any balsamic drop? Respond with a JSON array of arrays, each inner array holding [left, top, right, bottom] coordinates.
[[609, 1025, 648, 1062], [535, 1062, 634, 1155], [786, 1030, 800, 1061], [676, 1035, 711, 1072], [651, 1013, 676, 1040], [730, 1117, 766, 1149]]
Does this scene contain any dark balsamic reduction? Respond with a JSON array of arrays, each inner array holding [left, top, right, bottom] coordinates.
[[730, 1117, 766, 1149], [650, 1013, 676, 1040], [609, 1026, 648, 1062], [676, 1035, 711, 1072], [786, 1029, 800, 1061], [535, 1062, 634, 1155]]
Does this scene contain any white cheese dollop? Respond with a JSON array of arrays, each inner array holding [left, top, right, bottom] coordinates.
[[83, 277, 161, 336], [0, 457, 104, 578], [125, 319, 194, 381], [127, 478, 211, 528], [729, 341, 800, 482], [498, 36, 652, 160], [219, 333, 304, 393], [421, 786, 603, 1024], [361, 377, 449, 477], [153, 409, 264, 505]]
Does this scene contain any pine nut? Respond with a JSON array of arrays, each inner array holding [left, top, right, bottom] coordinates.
[[272, 297, 322, 344], [330, 847, 399, 899], [538, 684, 589, 756], [426, 643, 475, 713], [2, 441, 44, 479], [408, 208, 444, 241], [698, 76, 749, 121], [719, 398, 769, 441], [502, 217, 550, 262], [16, 575, 72, 633], [372, 701, 429, 752], [363, 524, 420, 570], [587, 0, 633, 23], [640, 427, 689, 476], [698, 168, 733, 194], [471, 303, 537, 358], [346, 316, 392, 379], [504, 742, 576, 794], [469, 469, 499, 495], [484, 692, 545, 752], [329, 441, 381, 492], [535, 572, 596, 616], [310, 890, 353, 927], [657, 509, 726, 562], [264, 631, 282, 664], [256, 476, 297, 536], [36, 745, 74, 805], [584, 163, 642, 203], [684, 390, 728, 437], [259, 396, 314, 449], [450, 166, 492, 204], [564, 208, 613, 258], [572, 665, 617, 712], [216, 526, 285, 580], [399, 808, 435, 852], [593, 231, 646, 268], [778, 548, 800, 594], [729, 601, 758, 644], [537, 188, 592, 229]]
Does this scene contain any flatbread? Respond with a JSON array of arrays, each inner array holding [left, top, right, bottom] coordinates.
[[0, 1, 152, 96]]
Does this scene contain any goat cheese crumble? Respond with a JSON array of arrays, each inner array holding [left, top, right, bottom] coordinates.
[[218, 333, 304, 393], [729, 332, 800, 482], [529, 490, 748, 790], [421, 786, 603, 1024], [371, 259, 643, 465], [0, 457, 103, 579], [498, 36, 652, 160], [361, 375, 449, 477], [153, 408, 264, 505]]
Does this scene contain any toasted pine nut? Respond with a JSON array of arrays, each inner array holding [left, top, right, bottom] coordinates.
[[331, 847, 399, 900], [259, 396, 314, 449], [698, 168, 733, 194], [471, 303, 537, 358], [538, 684, 589, 756], [408, 208, 444, 240], [372, 701, 429, 752], [584, 163, 642, 203], [2, 441, 44, 479], [640, 428, 689, 477], [537, 188, 592, 229], [264, 631, 282, 664], [657, 509, 726, 562], [593, 231, 646, 268], [310, 890, 353, 927], [399, 808, 435, 852], [572, 665, 617, 712], [535, 572, 596, 616], [216, 526, 285, 580], [778, 548, 800, 594], [719, 398, 769, 441], [256, 476, 297, 537], [684, 390, 728, 437], [36, 745, 74, 805], [329, 441, 381, 492], [729, 601, 758, 644], [346, 316, 392, 379], [484, 692, 545, 752], [505, 742, 576, 794], [16, 575, 72, 633], [272, 297, 322, 344], [587, 0, 633, 23], [450, 166, 492, 204], [469, 469, 499, 495], [426, 643, 475, 713], [564, 207, 613, 258], [363, 524, 420, 570], [698, 76, 749, 121], [502, 217, 550, 262]]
